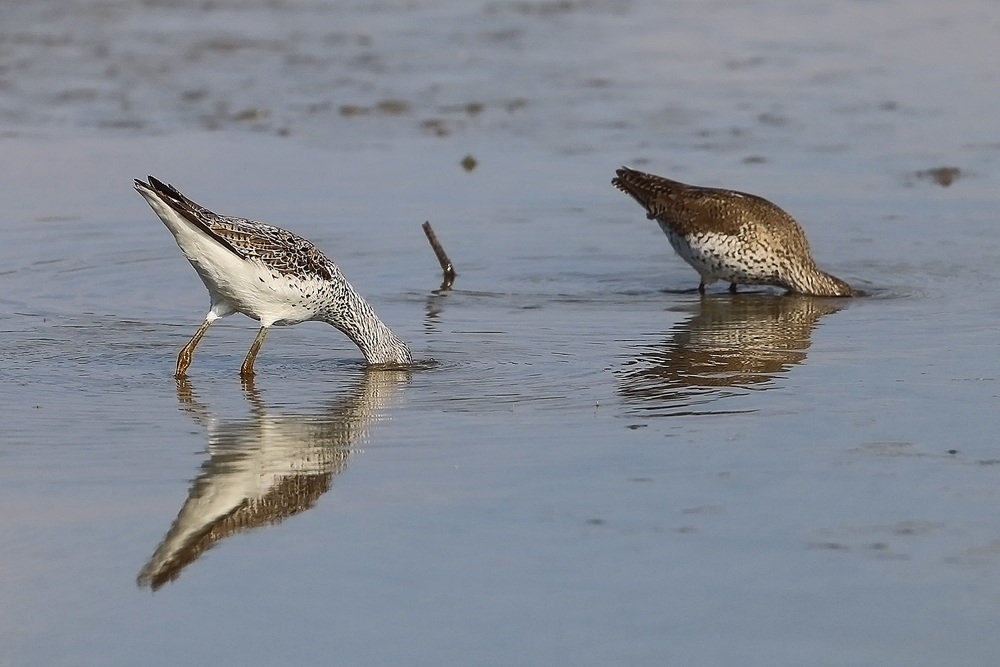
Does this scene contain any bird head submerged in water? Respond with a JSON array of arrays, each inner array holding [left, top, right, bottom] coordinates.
[[135, 176, 412, 378]]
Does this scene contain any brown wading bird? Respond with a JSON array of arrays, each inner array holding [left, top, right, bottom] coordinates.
[[612, 167, 853, 297], [135, 176, 412, 379]]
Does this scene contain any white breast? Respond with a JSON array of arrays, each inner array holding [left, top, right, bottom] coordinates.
[[659, 223, 782, 286]]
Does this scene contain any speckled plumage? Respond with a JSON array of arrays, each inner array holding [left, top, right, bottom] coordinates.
[[611, 167, 852, 297], [135, 176, 411, 377]]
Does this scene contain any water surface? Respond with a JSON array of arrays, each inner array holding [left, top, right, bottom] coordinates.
[[2, 1, 1000, 665]]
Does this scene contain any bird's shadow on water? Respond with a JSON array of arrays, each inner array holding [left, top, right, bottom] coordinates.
[[616, 293, 849, 417], [136, 368, 409, 591]]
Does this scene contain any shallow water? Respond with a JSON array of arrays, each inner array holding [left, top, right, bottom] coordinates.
[[2, 1, 1000, 665]]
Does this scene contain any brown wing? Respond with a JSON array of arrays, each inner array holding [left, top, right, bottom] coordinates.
[[137, 176, 246, 259], [138, 176, 335, 281], [612, 167, 746, 237], [211, 217, 336, 281]]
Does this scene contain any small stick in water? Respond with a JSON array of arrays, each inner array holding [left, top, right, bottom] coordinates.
[[422, 221, 456, 290]]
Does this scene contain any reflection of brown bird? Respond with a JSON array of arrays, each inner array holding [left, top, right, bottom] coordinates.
[[617, 294, 845, 414], [137, 370, 408, 590], [612, 167, 853, 296]]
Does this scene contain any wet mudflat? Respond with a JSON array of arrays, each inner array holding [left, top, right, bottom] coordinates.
[[2, 1, 1000, 665]]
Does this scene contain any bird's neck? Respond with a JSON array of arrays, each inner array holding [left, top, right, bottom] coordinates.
[[323, 276, 412, 365], [787, 267, 853, 297]]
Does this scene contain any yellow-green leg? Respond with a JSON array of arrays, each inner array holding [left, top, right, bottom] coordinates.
[[240, 326, 269, 379], [176, 318, 213, 378]]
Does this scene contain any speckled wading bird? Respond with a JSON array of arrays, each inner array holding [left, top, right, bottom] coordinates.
[[135, 176, 412, 378], [612, 167, 853, 297]]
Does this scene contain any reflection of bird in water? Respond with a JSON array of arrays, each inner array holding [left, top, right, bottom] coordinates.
[[134, 176, 411, 379], [611, 167, 853, 296], [137, 370, 408, 590], [617, 294, 846, 415]]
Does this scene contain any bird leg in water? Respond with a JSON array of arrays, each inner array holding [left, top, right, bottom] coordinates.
[[240, 326, 269, 379], [176, 318, 213, 378]]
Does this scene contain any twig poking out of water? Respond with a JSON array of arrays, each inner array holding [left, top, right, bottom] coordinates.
[[422, 221, 456, 290]]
